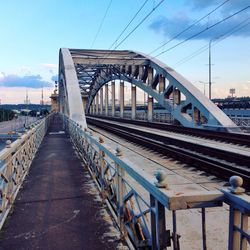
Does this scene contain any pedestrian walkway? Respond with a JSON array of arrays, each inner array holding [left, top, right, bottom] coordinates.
[[0, 115, 122, 250]]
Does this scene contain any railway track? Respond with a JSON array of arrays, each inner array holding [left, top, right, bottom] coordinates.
[[87, 117, 250, 190], [87, 115, 250, 147]]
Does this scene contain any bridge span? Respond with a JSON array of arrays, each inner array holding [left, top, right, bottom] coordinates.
[[0, 48, 249, 250], [0, 112, 249, 250]]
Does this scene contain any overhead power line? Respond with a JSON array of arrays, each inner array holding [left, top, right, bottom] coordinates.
[[90, 0, 113, 48], [173, 18, 250, 67], [154, 5, 250, 58], [98, 0, 165, 64], [113, 0, 165, 50], [108, 0, 149, 50], [149, 0, 230, 56]]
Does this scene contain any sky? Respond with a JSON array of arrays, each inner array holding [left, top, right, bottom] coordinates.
[[0, 0, 249, 104]]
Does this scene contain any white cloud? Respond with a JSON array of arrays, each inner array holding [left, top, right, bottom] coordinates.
[[0, 73, 53, 88], [213, 82, 250, 98], [0, 72, 5, 80]]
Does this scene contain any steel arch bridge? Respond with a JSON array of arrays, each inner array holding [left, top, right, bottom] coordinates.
[[58, 48, 238, 131]]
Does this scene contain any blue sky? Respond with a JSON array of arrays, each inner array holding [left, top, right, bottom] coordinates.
[[0, 0, 249, 104]]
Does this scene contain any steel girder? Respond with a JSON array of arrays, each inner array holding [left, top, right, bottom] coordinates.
[[59, 48, 239, 131], [59, 48, 87, 128]]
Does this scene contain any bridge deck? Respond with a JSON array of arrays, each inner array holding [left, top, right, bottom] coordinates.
[[0, 115, 120, 250]]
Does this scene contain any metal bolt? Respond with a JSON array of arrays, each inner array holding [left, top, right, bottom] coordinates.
[[154, 169, 168, 189], [5, 140, 12, 148], [99, 137, 104, 143], [228, 176, 245, 194], [89, 131, 93, 136], [116, 147, 122, 156]]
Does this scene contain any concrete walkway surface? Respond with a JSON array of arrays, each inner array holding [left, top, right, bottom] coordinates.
[[0, 115, 123, 250]]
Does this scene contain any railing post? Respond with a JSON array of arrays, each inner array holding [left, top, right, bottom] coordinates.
[[228, 206, 241, 250], [150, 195, 168, 250], [115, 147, 125, 236], [98, 137, 105, 192], [172, 210, 180, 250], [222, 176, 249, 250], [201, 207, 207, 250]]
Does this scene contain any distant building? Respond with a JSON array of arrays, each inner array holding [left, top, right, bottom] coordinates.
[[50, 90, 59, 112]]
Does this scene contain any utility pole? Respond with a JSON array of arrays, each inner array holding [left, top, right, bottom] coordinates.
[[209, 39, 212, 100]]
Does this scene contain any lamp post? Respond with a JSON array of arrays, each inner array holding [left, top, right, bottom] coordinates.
[[199, 81, 208, 96]]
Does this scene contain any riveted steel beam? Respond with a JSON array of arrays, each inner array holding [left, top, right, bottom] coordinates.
[[58, 48, 239, 131]]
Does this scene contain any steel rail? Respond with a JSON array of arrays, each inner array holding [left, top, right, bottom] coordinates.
[[87, 115, 250, 147], [87, 117, 250, 190], [87, 117, 250, 167]]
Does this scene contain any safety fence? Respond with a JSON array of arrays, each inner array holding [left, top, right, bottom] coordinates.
[[222, 187, 250, 250], [64, 115, 250, 250], [0, 114, 52, 229], [66, 115, 250, 250]]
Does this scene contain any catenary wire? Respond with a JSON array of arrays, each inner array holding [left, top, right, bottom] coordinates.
[[149, 0, 230, 56], [174, 17, 250, 67], [90, 0, 113, 48], [108, 0, 149, 50], [154, 6, 250, 58], [113, 0, 165, 50]]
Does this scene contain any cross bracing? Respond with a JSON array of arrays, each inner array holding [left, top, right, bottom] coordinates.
[[59, 48, 239, 131]]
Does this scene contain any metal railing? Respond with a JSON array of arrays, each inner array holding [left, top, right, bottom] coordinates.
[[65, 115, 236, 250], [221, 179, 250, 250], [0, 114, 52, 229]]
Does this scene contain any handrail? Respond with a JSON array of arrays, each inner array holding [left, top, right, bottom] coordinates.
[[64, 115, 230, 250], [0, 114, 53, 229]]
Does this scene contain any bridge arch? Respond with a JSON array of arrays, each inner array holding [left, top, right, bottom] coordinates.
[[59, 48, 238, 131]]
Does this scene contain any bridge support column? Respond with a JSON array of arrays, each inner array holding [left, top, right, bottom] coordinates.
[[93, 98, 96, 115], [159, 75, 165, 93], [193, 107, 201, 125], [95, 92, 99, 115], [105, 84, 109, 116], [89, 104, 93, 114], [139, 66, 144, 80], [148, 96, 153, 122], [111, 81, 115, 117], [173, 88, 181, 105], [131, 85, 136, 120], [148, 67, 153, 86], [100, 88, 103, 115], [82, 96, 88, 113], [120, 81, 124, 118]]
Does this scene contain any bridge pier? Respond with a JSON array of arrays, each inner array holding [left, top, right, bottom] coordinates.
[[148, 96, 153, 122], [82, 96, 88, 112], [100, 87, 103, 115], [173, 88, 181, 105], [93, 98, 96, 115], [159, 75, 165, 93], [120, 80, 124, 118], [95, 92, 99, 115], [111, 81, 115, 117], [105, 84, 109, 116], [131, 85, 136, 119], [148, 66, 153, 86]]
